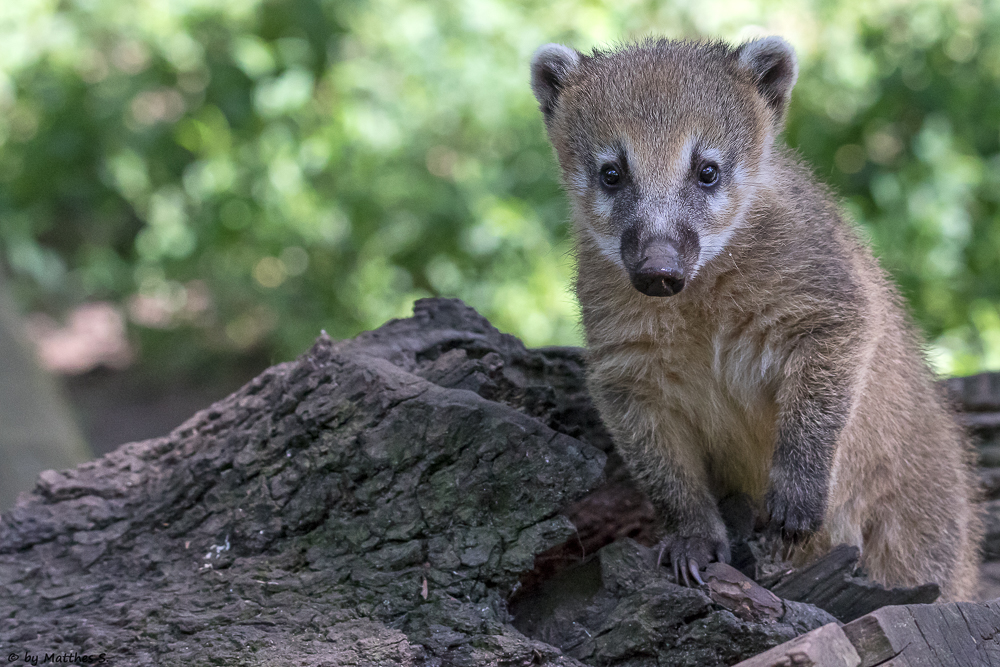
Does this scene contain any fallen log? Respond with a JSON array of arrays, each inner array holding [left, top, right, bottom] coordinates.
[[2, 299, 610, 665]]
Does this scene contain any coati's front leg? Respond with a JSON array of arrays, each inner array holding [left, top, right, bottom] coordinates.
[[766, 338, 852, 542], [628, 444, 731, 586], [600, 396, 731, 586]]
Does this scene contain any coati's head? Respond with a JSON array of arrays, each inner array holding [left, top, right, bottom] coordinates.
[[531, 38, 798, 297]]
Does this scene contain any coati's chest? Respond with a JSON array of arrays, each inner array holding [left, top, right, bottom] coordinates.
[[585, 286, 785, 497]]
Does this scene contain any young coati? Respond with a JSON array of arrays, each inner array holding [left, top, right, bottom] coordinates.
[[530, 37, 980, 599]]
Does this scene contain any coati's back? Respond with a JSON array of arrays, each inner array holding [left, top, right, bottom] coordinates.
[[531, 38, 980, 599]]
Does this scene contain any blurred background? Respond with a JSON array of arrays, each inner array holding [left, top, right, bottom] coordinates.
[[0, 0, 999, 505]]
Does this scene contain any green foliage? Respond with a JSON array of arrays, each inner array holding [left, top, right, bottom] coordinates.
[[786, 3, 1000, 373], [0, 0, 998, 376]]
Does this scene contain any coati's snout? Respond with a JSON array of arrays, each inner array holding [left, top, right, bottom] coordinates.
[[620, 226, 696, 297], [628, 241, 685, 297]]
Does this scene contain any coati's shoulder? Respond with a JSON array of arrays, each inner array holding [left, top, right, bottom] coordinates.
[[739, 145, 872, 299]]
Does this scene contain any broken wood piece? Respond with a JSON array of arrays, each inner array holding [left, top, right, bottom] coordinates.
[[706, 561, 784, 623], [841, 600, 1000, 667], [840, 606, 910, 667], [770, 544, 940, 622], [731, 622, 860, 667]]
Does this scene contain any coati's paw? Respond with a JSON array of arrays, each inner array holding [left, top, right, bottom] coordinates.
[[656, 534, 731, 587], [765, 487, 824, 542]]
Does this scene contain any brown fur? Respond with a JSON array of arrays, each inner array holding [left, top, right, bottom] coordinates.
[[531, 38, 980, 599]]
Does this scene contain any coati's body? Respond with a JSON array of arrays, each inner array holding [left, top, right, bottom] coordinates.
[[530, 38, 980, 599]]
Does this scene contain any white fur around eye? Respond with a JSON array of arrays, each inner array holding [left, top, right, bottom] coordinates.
[[698, 147, 723, 166], [596, 146, 619, 167], [593, 192, 614, 220], [584, 227, 625, 268], [692, 162, 751, 273]]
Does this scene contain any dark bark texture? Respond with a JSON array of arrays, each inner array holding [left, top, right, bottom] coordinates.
[[0, 299, 986, 666]]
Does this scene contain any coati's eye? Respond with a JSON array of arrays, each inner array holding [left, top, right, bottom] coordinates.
[[698, 162, 720, 187], [599, 164, 622, 188]]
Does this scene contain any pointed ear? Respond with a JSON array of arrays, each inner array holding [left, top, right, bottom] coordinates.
[[530, 43, 581, 119], [736, 36, 798, 124]]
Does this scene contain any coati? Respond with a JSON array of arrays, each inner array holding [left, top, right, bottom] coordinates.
[[530, 37, 980, 599]]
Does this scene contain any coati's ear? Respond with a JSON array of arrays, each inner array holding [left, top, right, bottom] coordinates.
[[735, 37, 798, 124], [530, 43, 581, 119]]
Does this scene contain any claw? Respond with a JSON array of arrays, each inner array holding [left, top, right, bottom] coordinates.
[[657, 535, 727, 587], [688, 560, 704, 586], [715, 545, 728, 563]]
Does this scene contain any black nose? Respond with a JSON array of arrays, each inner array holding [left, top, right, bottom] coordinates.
[[629, 245, 685, 297]]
